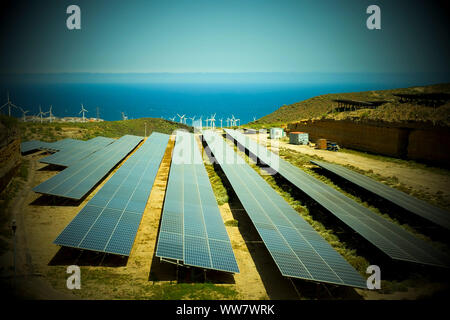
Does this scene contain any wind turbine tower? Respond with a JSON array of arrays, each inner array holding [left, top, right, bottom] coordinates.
[[20, 108, 29, 122], [37, 105, 47, 124], [0, 92, 20, 116], [48, 105, 54, 123], [79, 104, 88, 122]]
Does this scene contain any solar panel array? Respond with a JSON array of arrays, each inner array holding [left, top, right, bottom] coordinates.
[[33, 135, 143, 200], [40, 136, 115, 167], [311, 160, 450, 231], [156, 131, 239, 273], [225, 129, 450, 268], [54, 132, 170, 255], [203, 130, 365, 287], [21, 138, 85, 154]]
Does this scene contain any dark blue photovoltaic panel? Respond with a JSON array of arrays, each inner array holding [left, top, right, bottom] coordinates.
[[21, 138, 86, 154], [310, 160, 450, 231], [156, 131, 239, 273], [40, 136, 115, 167], [225, 129, 449, 268], [203, 130, 366, 288], [54, 132, 170, 256], [34, 135, 143, 200]]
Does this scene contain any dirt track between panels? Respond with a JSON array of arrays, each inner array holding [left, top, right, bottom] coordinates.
[[248, 133, 450, 204]]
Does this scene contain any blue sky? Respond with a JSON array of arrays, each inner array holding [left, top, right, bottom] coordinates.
[[0, 0, 449, 74]]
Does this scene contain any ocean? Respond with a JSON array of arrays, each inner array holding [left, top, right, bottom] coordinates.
[[1, 74, 445, 124]]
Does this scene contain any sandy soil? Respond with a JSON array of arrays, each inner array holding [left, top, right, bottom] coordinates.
[[248, 133, 450, 202]]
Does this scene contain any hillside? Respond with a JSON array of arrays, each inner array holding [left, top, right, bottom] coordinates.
[[18, 118, 192, 142], [255, 83, 450, 127]]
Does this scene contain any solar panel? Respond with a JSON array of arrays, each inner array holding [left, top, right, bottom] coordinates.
[[21, 138, 86, 154], [40, 136, 115, 167], [33, 135, 143, 200], [54, 132, 170, 256], [155, 131, 239, 273], [203, 130, 366, 288], [225, 129, 450, 268], [310, 160, 450, 231]]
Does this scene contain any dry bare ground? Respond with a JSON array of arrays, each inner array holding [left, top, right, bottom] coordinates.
[[248, 133, 450, 203]]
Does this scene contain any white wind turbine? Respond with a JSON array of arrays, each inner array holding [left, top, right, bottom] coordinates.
[[169, 116, 176, 122], [79, 104, 88, 122], [219, 118, 223, 128], [230, 115, 236, 127], [177, 114, 185, 124], [20, 107, 29, 122], [226, 118, 230, 127], [210, 113, 216, 130], [37, 105, 48, 124], [0, 92, 20, 116], [188, 116, 196, 126], [47, 105, 54, 123]]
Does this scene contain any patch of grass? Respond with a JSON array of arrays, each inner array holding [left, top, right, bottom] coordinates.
[[204, 164, 229, 205], [45, 267, 238, 299], [224, 219, 239, 227], [256, 83, 450, 126]]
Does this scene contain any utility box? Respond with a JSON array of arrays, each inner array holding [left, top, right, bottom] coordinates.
[[270, 128, 284, 139], [289, 132, 309, 145]]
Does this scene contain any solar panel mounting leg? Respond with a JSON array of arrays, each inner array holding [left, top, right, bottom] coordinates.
[[289, 278, 301, 300]]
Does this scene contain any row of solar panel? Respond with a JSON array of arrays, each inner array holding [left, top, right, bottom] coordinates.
[[156, 131, 239, 273], [40, 136, 115, 167], [21, 138, 86, 154], [225, 129, 449, 268], [54, 132, 170, 256], [33, 135, 143, 199], [310, 160, 450, 231], [203, 130, 366, 288]]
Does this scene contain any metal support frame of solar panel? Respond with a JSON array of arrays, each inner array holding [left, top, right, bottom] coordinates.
[[224, 129, 450, 268], [33, 135, 143, 200], [311, 160, 450, 231], [40, 136, 115, 167], [203, 130, 366, 288], [155, 131, 239, 274], [54, 132, 170, 256], [21, 138, 85, 154]]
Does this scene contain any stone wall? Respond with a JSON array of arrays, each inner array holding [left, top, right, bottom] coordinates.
[[287, 119, 450, 165]]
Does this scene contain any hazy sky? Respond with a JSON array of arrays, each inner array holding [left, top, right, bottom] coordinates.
[[0, 0, 449, 74]]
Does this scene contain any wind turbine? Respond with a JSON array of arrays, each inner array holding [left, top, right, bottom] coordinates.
[[37, 105, 48, 124], [210, 113, 216, 130], [231, 115, 236, 127], [219, 118, 223, 128], [226, 118, 230, 127], [79, 104, 88, 122], [236, 118, 240, 127], [177, 114, 185, 124], [188, 116, 196, 126], [0, 92, 20, 116], [253, 116, 256, 122], [47, 105, 54, 123], [20, 108, 29, 122], [169, 116, 176, 122]]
